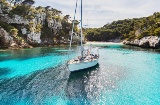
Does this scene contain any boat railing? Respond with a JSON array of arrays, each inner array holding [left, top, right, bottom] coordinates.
[[68, 54, 99, 64]]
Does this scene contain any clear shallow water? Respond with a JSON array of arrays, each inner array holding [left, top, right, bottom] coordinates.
[[0, 45, 160, 105]]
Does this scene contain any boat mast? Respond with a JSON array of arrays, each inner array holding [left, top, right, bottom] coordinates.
[[81, 0, 84, 57], [80, 0, 83, 48], [69, 0, 78, 50]]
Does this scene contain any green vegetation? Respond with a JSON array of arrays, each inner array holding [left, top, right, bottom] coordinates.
[[10, 28, 18, 36], [0, 21, 15, 32], [85, 12, 160, 41], [10, 5, 31, 17]]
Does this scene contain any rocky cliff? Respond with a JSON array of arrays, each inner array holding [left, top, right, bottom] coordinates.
[[0, 1, 72, 49], [123, 36, 160, 48], [0, 26, 32, 49], [0, 26, 13, 48]]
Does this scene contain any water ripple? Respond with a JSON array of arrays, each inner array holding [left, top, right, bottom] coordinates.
[[0, 46, 160, 105]]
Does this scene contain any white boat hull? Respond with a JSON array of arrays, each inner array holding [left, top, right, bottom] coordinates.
[[68, 59, 98, 72]]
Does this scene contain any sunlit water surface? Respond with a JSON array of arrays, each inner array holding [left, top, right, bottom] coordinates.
[[0, 45, 160, 105]]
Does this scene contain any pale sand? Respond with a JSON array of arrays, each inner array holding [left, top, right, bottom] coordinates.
[[86, 41, 123, 45]]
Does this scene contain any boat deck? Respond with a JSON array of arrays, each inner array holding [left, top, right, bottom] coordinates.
[[68, 54, 99, 64]]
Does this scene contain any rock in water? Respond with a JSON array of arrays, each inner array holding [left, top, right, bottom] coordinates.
[[139, 37, 150, 48], [148, 36, 160, 48], [123, 36, 160, 48]]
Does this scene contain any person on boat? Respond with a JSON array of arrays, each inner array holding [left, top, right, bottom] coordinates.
[[81, 46, 85, 57], [87, 49, 90, 55], [94, 54, 98, 59]]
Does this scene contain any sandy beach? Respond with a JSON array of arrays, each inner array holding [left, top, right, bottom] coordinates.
[[86, 41, 123, 45]]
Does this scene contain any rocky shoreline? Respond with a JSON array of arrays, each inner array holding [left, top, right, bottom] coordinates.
[[123, 36, 160, 48], [0, 26, 73, 50]]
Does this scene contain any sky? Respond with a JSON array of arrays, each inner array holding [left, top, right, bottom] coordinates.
[[34, 0, 160, 28]]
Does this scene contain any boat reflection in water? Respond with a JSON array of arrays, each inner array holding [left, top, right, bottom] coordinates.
[[66, 64, 100, 104], [65, 63, 126, 104]]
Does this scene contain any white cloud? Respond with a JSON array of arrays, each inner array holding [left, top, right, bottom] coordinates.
[[34, 0, 160, 28]]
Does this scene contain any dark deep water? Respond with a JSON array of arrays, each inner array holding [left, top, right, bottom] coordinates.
[[0, 44, 160, 105]]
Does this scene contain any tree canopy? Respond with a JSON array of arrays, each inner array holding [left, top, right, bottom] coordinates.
[[85, 12, 160, 41]]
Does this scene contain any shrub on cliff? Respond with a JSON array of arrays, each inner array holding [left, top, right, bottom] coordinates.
[[0, 21, 15, 32]]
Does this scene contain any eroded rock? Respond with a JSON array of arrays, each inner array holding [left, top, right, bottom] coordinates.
[[123, 36, 160, 48]]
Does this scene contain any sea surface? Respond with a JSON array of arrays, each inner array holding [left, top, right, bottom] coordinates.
[[0, 44, 160, 105]]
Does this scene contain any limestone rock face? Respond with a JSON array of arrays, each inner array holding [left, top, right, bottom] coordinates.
[[133, 39, 140, 46], [123, 40, 130, 45], [0, 5, 2, 14], [0, 26, 33, 49], [0, 27, 13, 47], [4, 13, 62, 44], [123, 36, 160, 48], [7, 15, 29, 25], [0, 3, 64, 46], [148, 36, 160, 48], [28, 32, 41, 43], [139, 37, 150, 47], [47, 19, 62, 32], [69, 31, 80, 41], [21, 28, 27, 35]]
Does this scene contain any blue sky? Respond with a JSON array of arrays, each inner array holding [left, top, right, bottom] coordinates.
[[34, 0, 160, 28]]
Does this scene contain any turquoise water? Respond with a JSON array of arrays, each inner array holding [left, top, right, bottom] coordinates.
[[0, 45, 160, 105]]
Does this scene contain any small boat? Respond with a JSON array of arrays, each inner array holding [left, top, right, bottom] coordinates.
[[67, 0, 99, 72]]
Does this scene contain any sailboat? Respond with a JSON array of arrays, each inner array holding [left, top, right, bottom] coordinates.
[[67, 0, 99, 72]]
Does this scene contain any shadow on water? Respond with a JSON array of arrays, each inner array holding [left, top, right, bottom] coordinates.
[[122, 45, 160, 53], [0, 64, 70, 105], [65, 64, 100, 104], [0, 47, 72, 62], [0, 68, 11, 77]]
